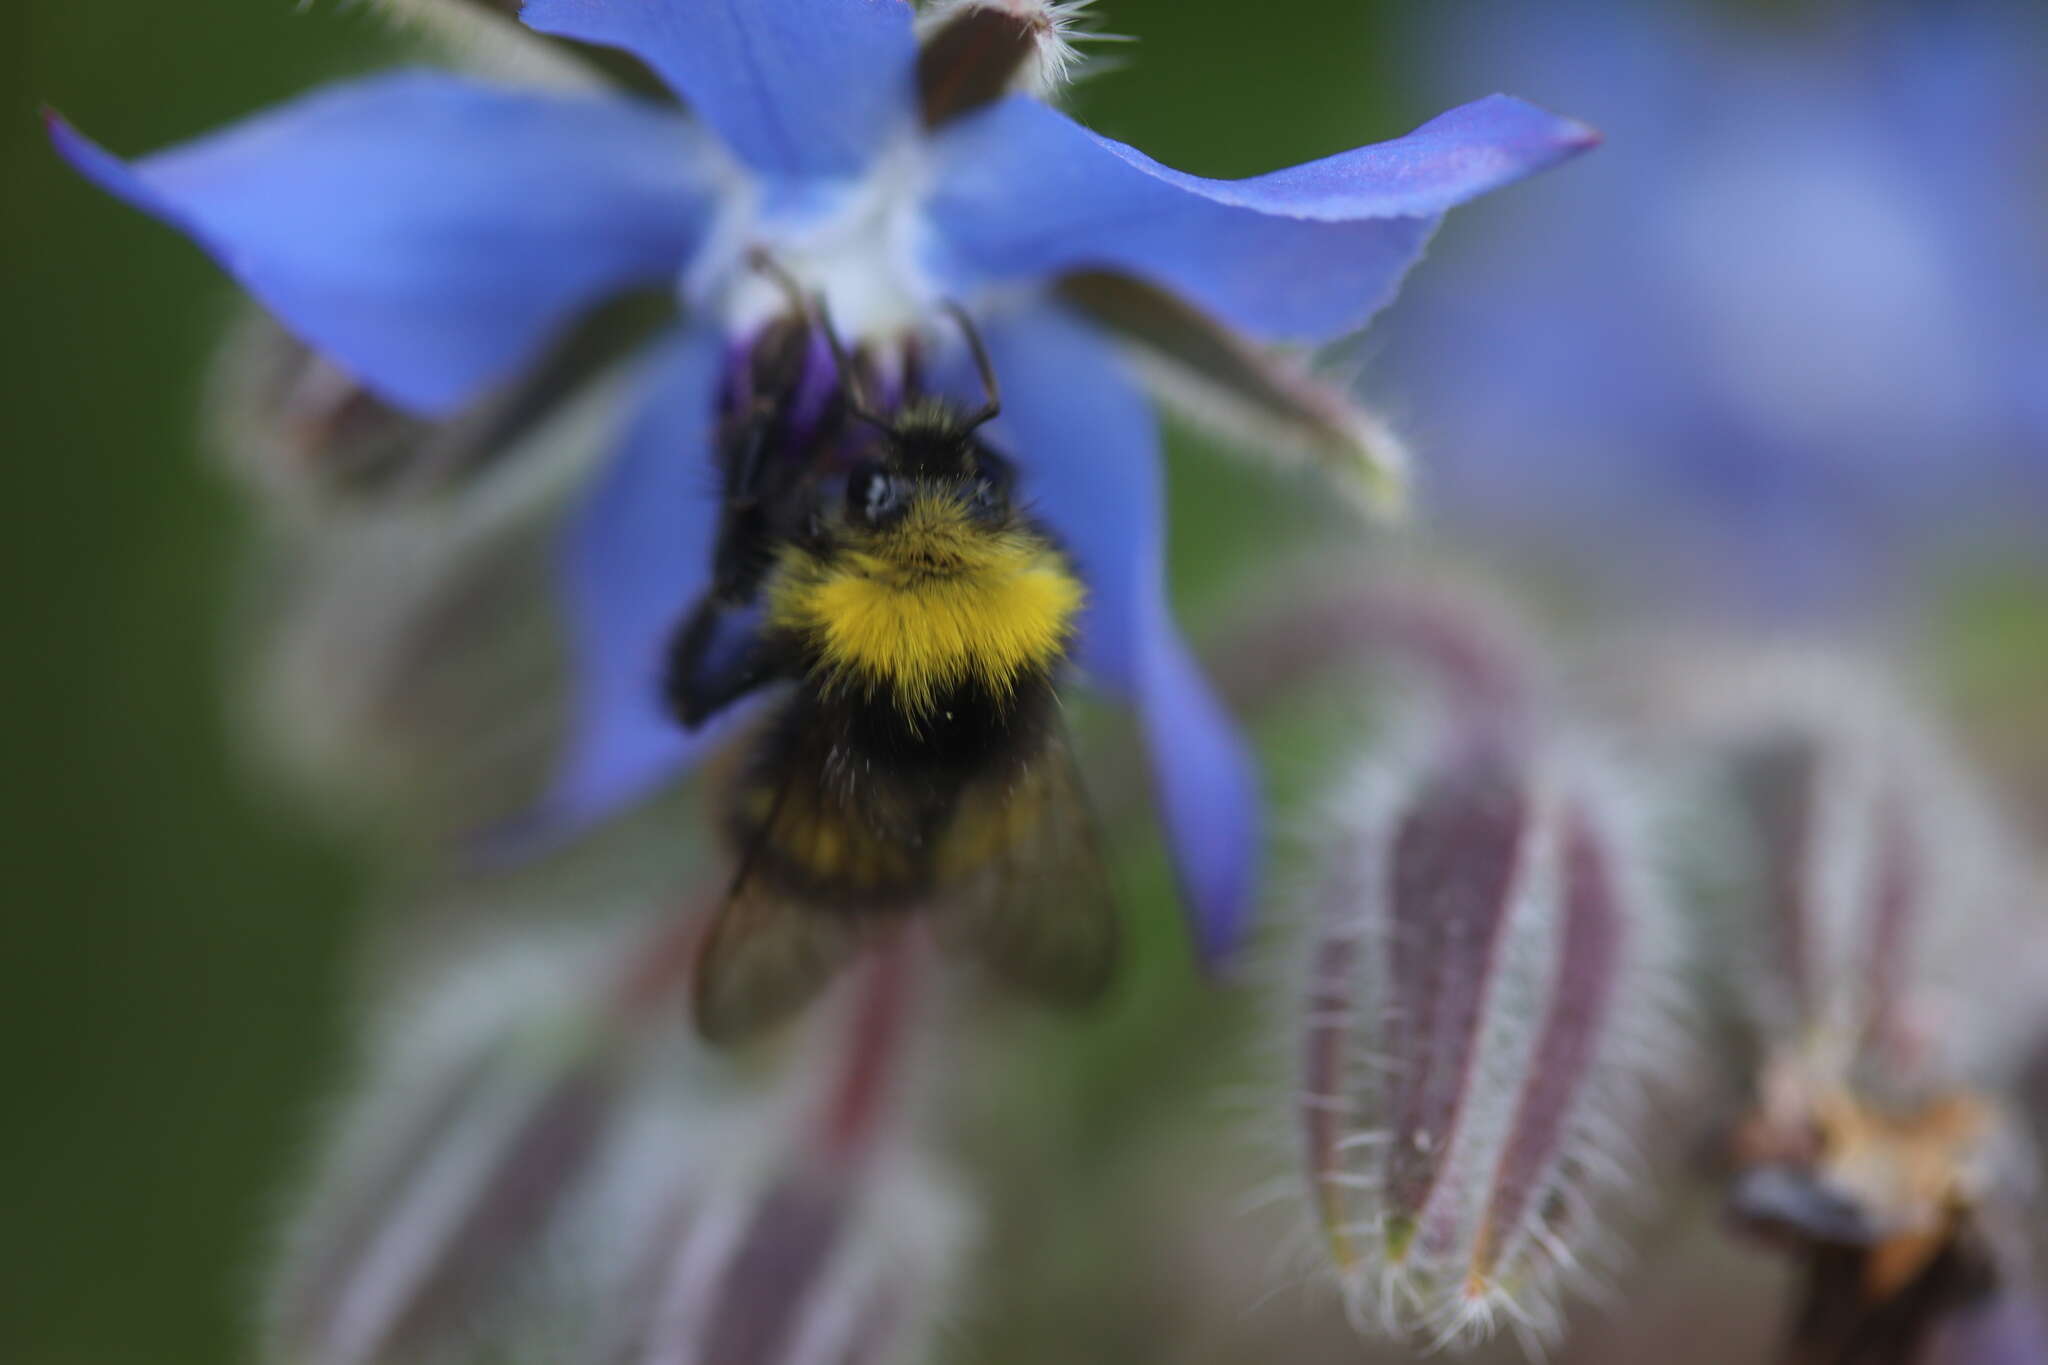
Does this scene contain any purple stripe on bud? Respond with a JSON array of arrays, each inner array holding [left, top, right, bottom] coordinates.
[[1474, 807, 1624, 1276], [606, 1158, 960, 1365], [1382, 749, 1531, 1238], [1297, 728, 1681, 1349]]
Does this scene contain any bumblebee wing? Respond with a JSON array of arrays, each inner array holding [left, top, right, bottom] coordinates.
[[691, 869, 865, 1045], [934, 730, 1119, 1007]]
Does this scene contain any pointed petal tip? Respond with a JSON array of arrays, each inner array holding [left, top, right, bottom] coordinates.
[[1550, 111, 1605, 153], [1473, 91, 1605, 159], [44, 111, 151, 206], [47, 76, 721, 418]]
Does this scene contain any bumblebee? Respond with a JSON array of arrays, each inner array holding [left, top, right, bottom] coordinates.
[[667, 304, 1118, 1043]]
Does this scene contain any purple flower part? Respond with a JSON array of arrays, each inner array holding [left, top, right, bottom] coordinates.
[[607, 1167, 952, 1365], [925, 94, 1599, 345], [960, 304, 1261, 963], [1381, 748, 1530, 1228], [696, 1181, 848, 1364], [533, 324, 746, 835], [48, 73, 718, 413], [521, 0, 917, 182], [1474, 805, 1623, 1277]]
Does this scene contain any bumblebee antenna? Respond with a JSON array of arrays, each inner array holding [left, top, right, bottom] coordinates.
[[810, 294, 894, 435], [746, 247, 807, 317], [945, 302, 1002, 429], [744, 249, 893, 435]]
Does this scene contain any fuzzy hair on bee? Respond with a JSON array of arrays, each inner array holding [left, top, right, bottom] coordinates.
[[764, 417, 1085, 724], [665, 300, 1118, 1044]]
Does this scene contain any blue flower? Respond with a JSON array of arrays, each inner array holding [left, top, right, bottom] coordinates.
[[51, 0, 1595, 961], [1379, 0, 2048, 619]]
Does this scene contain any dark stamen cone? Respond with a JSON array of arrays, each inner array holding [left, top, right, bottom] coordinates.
[[917, 5, 1041, 126]]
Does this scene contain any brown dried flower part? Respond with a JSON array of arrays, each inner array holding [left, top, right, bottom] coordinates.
[[916, 0, 1125, 113], [1682, 652, 2048, 1365]]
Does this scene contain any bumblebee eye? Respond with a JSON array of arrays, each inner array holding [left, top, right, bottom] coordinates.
[[847, 465, 905, 526]]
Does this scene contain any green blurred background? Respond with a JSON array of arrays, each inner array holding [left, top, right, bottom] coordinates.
[[3, 2, 1441, 1360]]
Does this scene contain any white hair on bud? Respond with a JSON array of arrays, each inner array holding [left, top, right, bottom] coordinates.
[[1273, 695, 1696, 1354], [916, 0, 1132, 96]]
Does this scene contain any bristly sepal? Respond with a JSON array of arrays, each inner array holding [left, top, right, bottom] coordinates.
[[1060, 271, 1410, 520], [1296, 705, 1689, 1352]]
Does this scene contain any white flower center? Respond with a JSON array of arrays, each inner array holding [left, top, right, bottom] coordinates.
[[692, 136, 940, 346]]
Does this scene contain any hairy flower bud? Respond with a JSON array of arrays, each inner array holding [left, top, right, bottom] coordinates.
[[592, 1146, 968, 1365], [1295, 722, 1684, 1350], [265, 912, 702, 1365], [570, 940, 965, 1365]]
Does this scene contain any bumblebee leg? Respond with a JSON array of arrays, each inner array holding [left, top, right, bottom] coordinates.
[[663, 597, 787, 729]]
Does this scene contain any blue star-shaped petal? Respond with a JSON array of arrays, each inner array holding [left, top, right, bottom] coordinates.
[[51, 0, 1597, 963]]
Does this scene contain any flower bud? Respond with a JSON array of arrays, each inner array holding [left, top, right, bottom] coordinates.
[[265, 912, 704, 1365], [229, 325, 655, 840], [569, 941, 965, 1365], [591, 1147, 968, 1365], [1296, 723, 1684, 1349]]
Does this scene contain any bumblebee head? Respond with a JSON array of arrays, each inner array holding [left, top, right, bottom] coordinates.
[[810, 293, 1015, 546], [844, 420, 1016, 541]]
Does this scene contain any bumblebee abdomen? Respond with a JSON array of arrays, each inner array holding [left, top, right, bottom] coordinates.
[[728, 674, 1059, 909], [726, 745, 932, 907]]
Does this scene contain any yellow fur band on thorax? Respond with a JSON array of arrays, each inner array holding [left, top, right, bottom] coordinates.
[[766, 496, 1083, 716]]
